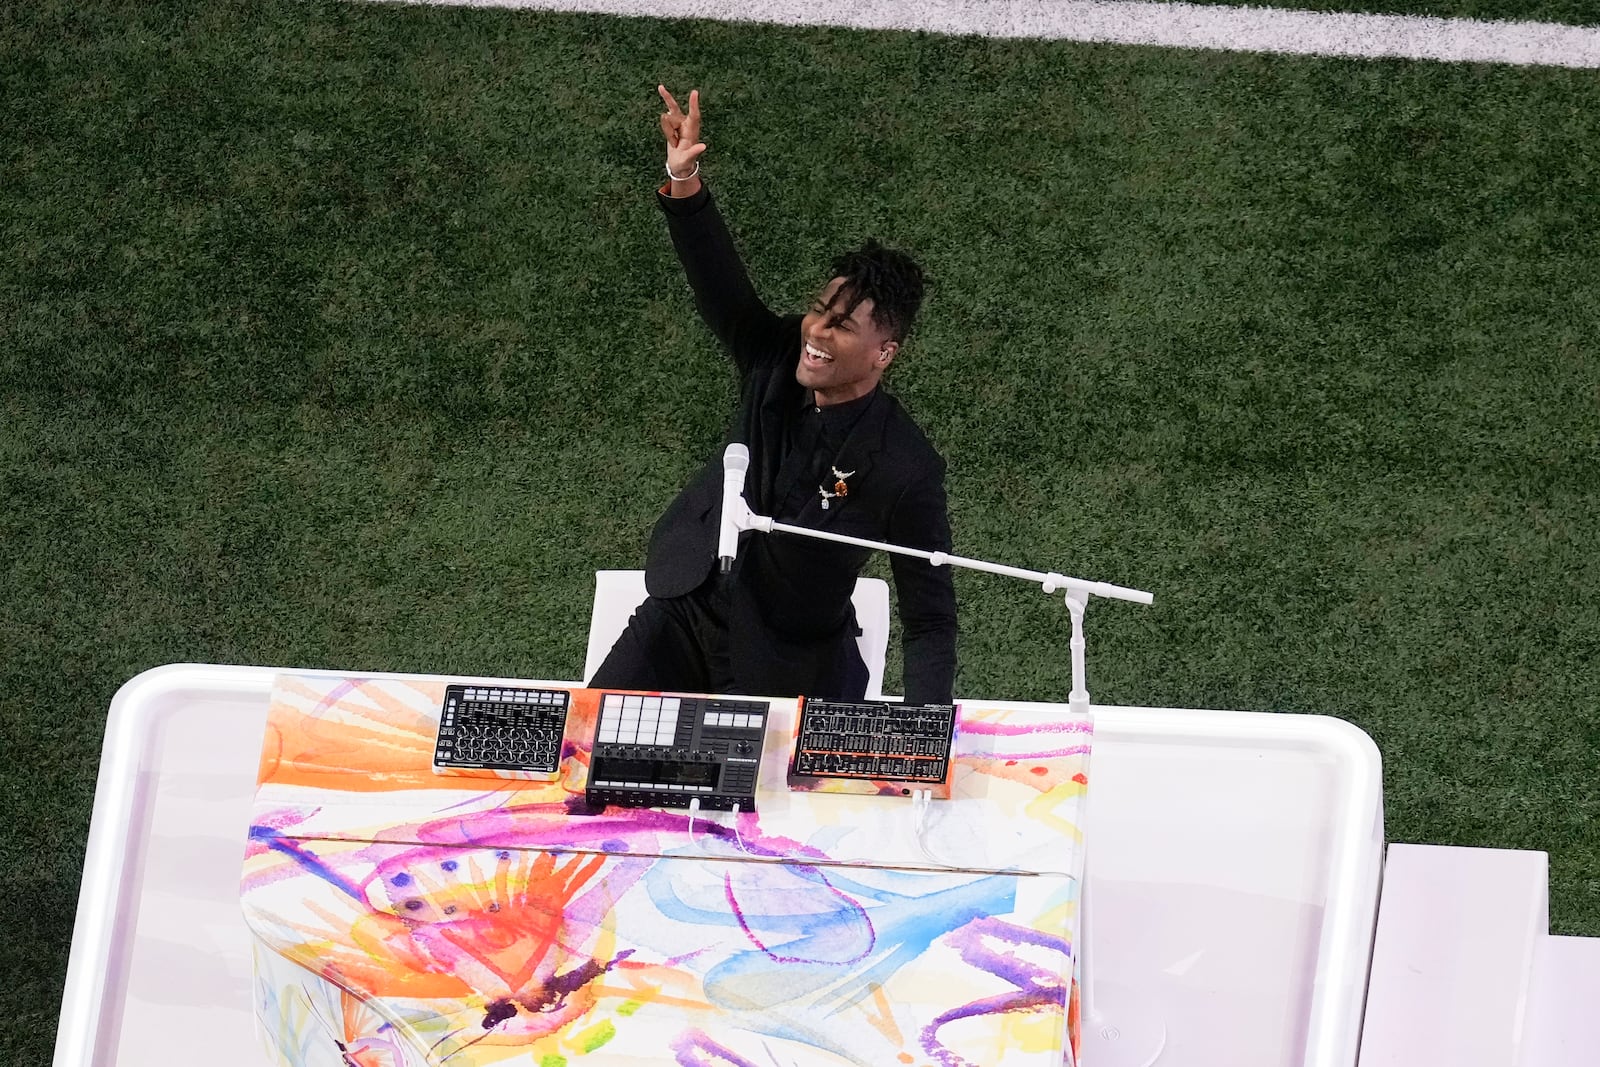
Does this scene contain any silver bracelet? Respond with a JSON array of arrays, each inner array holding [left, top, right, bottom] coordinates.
[[666, 160, 700, 182]]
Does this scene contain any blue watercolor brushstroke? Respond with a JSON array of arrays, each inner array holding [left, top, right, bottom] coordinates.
[[638, 859, 1015, 1065], [250, 824, 366, 902], [711, 872, 1012, 1002]]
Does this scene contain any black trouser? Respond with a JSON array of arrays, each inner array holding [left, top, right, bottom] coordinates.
[[589, 572, 739, 695]]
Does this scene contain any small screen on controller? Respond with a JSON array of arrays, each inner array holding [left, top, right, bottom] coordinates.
[[591, 756, 720, 789]]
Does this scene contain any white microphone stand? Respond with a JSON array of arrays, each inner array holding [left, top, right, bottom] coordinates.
[[726, 499, 1151, 715], [723, 467, 1165, 1065]]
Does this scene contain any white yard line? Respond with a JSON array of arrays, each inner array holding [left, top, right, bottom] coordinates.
[[387, 0, 1600, 68]]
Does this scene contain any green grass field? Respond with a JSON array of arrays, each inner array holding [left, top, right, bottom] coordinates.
[[4, 0, 1599, 1060]]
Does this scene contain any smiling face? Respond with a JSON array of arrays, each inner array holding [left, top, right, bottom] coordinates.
[[798, 277, 900, 406]]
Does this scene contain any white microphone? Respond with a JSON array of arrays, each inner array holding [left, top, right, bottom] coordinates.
[[718, 443, 750, 573]]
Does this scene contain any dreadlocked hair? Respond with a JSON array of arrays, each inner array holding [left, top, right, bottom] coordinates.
[[824, 239, 926, 342]]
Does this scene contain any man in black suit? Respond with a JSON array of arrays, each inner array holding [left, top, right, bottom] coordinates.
[[590, 86, 957, 705]]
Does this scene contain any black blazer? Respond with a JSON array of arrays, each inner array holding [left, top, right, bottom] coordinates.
[[646, 186, 957, 704]]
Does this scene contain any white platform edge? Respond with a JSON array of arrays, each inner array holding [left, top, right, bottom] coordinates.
[[56, 664, 1386, 1067], [1520, 935, 1600, 1065], [1011, 697, 1386, 1067], [56, 665, 260, 1067], [1358, 843, 1551, 1067]]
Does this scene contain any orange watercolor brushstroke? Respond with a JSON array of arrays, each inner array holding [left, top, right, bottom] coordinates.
[[974, 758, 1087, 793], [257, 718, 286, 786], [447, 851, 607, 992], [338, 988, 412, 1067], [263, 850, 614, 1007], [581, 953, 714, 1013], [343, 910, 476, 999], [262, 684, 438, 790], [260, 686, 604, 795], [865, 983, 904, 1046], [1068, 978, 1082, 1063], [956, 710, 1092, 795]]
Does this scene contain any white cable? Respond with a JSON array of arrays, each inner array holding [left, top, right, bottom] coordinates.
[[689, 799, 759, 857], [911, 792, 1028, 874], [686, 797, 703, 851], [730, 802, 755, 856], [911, 789, 949, 868]]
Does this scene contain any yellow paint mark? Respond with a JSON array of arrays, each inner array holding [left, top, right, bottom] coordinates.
[[1002, 1009, 1065, 1054], [1033, 890, 1081, 933], [1024, 781, 1087, 841], [616, 1000, 642, 1016]]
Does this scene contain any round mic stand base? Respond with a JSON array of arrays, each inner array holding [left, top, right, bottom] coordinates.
[[1081, 982, 1167, 1066]]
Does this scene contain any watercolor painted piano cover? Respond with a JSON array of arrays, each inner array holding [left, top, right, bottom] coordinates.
[[242, 675, 1091, 1067]]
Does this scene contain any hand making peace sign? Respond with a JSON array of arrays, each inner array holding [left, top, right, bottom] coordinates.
[[658, 85, 707, 180]]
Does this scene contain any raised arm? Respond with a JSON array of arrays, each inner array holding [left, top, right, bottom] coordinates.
[[656, 85, 790, 375], [660, 85, 706, 199]]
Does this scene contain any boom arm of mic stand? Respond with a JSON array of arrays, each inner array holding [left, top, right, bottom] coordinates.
[[731, 501, 1151, 713], [740, 514, 1155, 606]]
